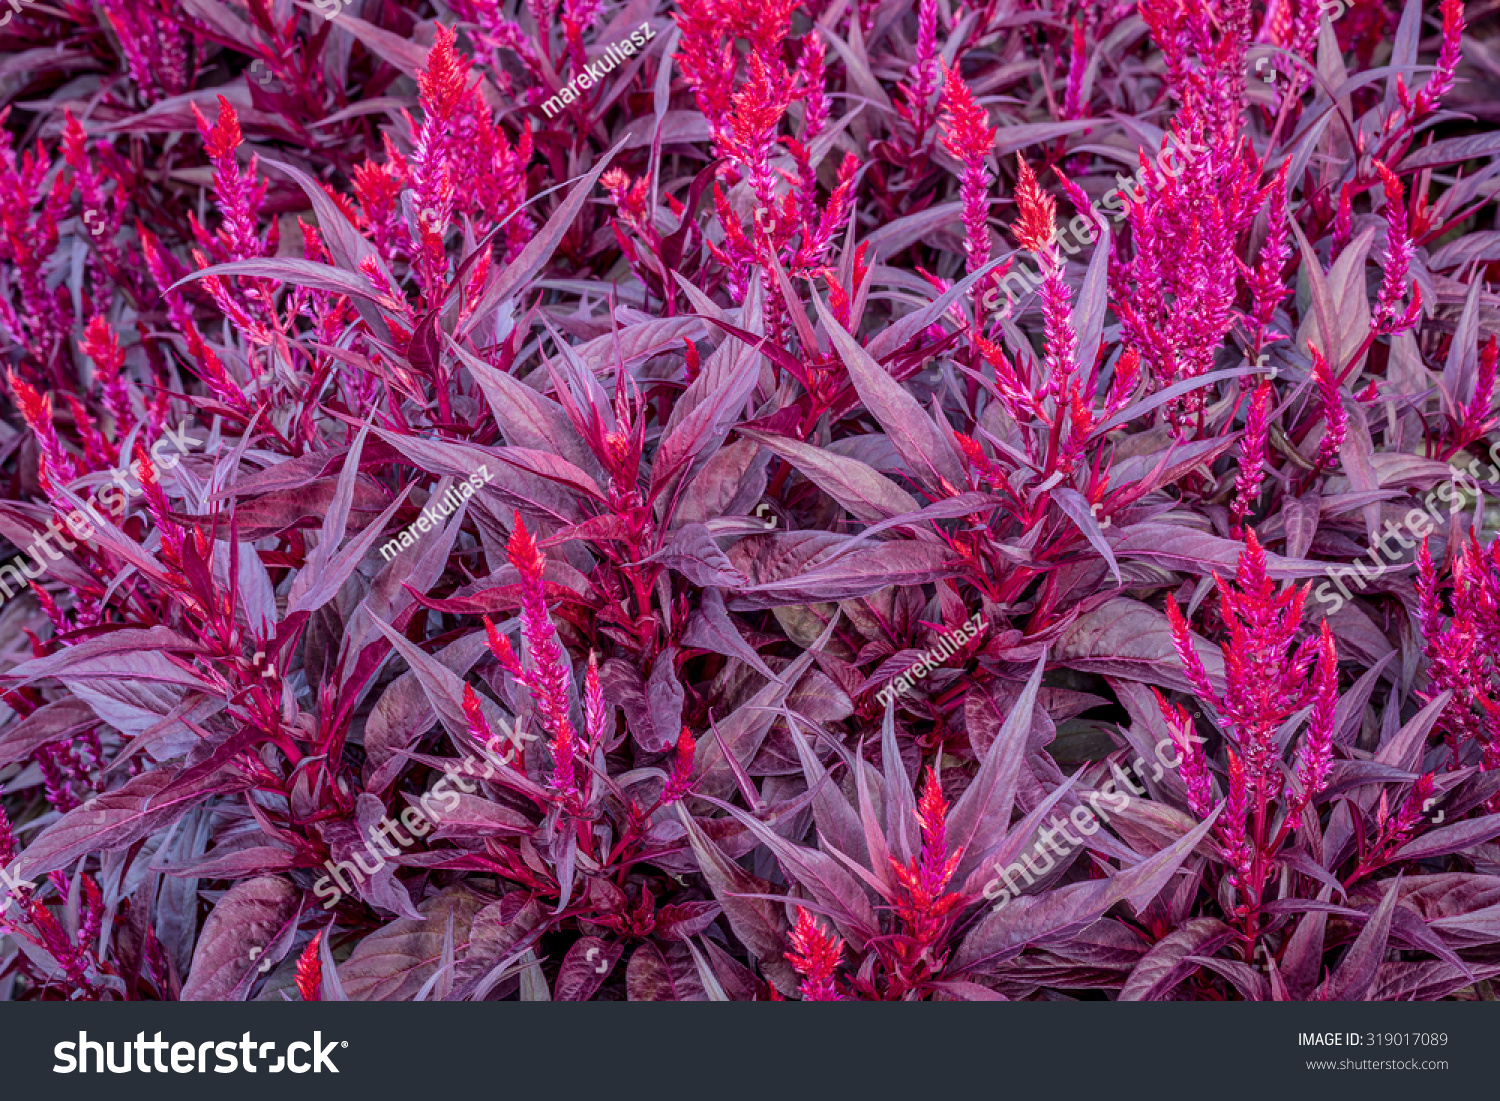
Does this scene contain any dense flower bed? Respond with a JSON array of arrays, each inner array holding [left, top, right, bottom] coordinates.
[[1, 0, 1499, 1001]]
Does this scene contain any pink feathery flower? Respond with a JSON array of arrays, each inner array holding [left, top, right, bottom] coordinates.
[[1115, 109, 1250, 428], [507, 519, 571, 720], [448, 0, 544, 74], [30, 578, 68, 636], [138, 225, 195, 333], [971, 330, 1042, 423], [1012, 158, 1077, 398], [1330, 185, 1353, 260], [0, 805, 17, 867], [8, 370, 77, 485], [191, 257, 272, 345], [1230, 380, 1271, 530], [1294, 622, 1338, 809], [351, 158, 410, 265], [790, 153, 858, 272], [134, 445, 184, 566], [62, 113, 127, 286], [1403, 0, 1465, 118], [786, 907, 845, 1001], [1208, 533, 1321, 811], [80, 315, 132, 428], [37, 745, 85, 811], [938, 64, 997, 278], [1374, 773, 1438, 859], [1164, 596, 1223, 711], [1464, 336, 1498, 436], [1372, 161, 1419, 336], [602, 168, 650, 236], [407, 27, 475, 304], [1416, 536, 1497, 761], [184, 330, 252, 415], [1052, 167, 1101, 245], [1221, 749, 1252, 882], [97, 0, 192, 103], [1105, 348, 1142, 418], [673, 0, 800, 147], [418, 24, 475, 123], [487, 514, 581, 799], [462, 683, 495, 749], [59, 394, 111, 473], [1311, 343, 1346, 468], [191, 97, 267, 263], [1156, 690, 1215, 817], [795, 35, 829, 143], [898, 0, 940, 142], [890, 767, 964, 947], [484, 615, 523, 680], [1009, 155, 1055, 257], [1063, 21, 1088, 119], [1415, 537, 1445, 646], [1137, 0, 1248, 138], [295, 933, 323, 1002], [915, 766, 950, 871], [728, 52, 794, 212], [955, 431, 1005, 490], [584, 652, 609, 749], [661, 726, 697, 805], [560, 0, 604, 69], [0, 116, 72, 365], [1246, 164, 1290, 342]]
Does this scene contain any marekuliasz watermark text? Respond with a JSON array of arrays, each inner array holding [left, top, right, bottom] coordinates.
[[0, 423, 204, 607], [875, 613, 987, 707], [541, 23, 656, 118], [379, 465, 493, 562], [312, 716, 533, 908]]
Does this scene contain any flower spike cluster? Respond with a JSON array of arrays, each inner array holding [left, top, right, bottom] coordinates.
[[485, 514, 583, 804], [785, 907, 845, 1000], [888, 766, 964, 960], [1160, 532, 1341, 940], [1416, 536, 1500, 777], [938, 65, 997, 279]]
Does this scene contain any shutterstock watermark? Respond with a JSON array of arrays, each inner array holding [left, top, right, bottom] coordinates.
[[875, 613, 987, 707], [1312, 438, 1500, 616], [540, 23, 656, 118], [310, 0, 352, 20], [978, 130, 1209, 321], [379, 465, 493, 562], [0, 423, 204, 608], [1252, 0, 1351, 83], [981, 731, 1204, 911], [312, 719, 535, 908], [0, 858, 35, 914], [54, 1032, 344, 1074]]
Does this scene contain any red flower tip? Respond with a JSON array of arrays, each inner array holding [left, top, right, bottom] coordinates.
[[786, 907, 844, 1001], [483, 615, 522, 676], [417, 24, 474, 121], [1011, 157, 1056, 254], [507, 511, 547, 589], [663, 725, 697, 804], [937, 63, 995, 168], [7, 369, 51, 434], [915, 764, 948, 845], [194, 96, 243, 161], [80, 315, 124, 378], [462, 683, 494, 745], [295, 934, 322, 1002], [1311, 343, 1347, 467]]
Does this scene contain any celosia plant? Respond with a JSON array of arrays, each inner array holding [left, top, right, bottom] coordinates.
[[0, 0, 1497, 1002]]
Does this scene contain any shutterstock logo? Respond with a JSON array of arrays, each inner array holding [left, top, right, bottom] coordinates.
[[54, 1032, 344, 1074]]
